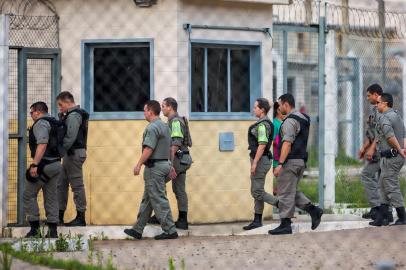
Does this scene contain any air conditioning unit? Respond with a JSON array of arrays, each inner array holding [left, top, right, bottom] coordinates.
[[134, 0, 158, 7]]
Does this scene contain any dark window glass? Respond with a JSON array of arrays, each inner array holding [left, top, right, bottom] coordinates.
[[230, 49, 250, 112], [93, 46, 150, 112], [207, 48, 227, 112], [191, 47, 205, 112]]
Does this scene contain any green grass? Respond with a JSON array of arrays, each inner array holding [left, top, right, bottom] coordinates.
[[306, 147, 362, 168], [0, 243, 117, 270], [298, 172, 406, 208]]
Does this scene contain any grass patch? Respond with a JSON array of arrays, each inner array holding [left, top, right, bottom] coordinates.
[[298, 171, 406, 208], [307, 147, 362, 168], [0, 243, 117, 270]]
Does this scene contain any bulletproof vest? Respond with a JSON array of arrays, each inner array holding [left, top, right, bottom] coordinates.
[[170, 116, 192, 148], [280, 113, 310, 161], [29, 117, 66, 159], [63, 108, 89, 150], [248, 119, 274, 159]]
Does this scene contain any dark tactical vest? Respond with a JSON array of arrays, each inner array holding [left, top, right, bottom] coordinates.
[[29, 117, 66, 159], [279, 113, 310, 161], [248, 119, 274, 159], [62, 108, 89, 150]]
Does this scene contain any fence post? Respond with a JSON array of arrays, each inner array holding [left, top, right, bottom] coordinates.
[[0, 14, 9, 228], [324, 29, 337, 208], [318, 16, 326, 208]]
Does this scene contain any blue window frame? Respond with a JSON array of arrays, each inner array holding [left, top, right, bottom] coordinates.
[[82, 39, 154, 120], [189, 40, 262, 120]]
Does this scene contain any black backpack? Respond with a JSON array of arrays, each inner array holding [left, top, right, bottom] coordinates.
[[29, 117, 67, 159]]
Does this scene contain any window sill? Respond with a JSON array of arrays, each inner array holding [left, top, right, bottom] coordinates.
[[89, 112, 145, 120]]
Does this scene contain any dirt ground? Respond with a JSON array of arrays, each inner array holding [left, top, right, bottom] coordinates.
[[48, 226, 406, 270]]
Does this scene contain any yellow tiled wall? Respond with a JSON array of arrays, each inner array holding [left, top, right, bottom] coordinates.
[[60, 119, 274, 225]]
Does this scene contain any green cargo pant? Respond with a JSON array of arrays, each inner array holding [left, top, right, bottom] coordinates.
[[24, 161, 61, 223], [250, 156, 278, 214], [58, 149, 87, 212], [133, 161, 177, 234], [276, 159, 311, 219], [171, 154, 192, 212], [379, 156, 405, 208], [361, 160, 381, 208]]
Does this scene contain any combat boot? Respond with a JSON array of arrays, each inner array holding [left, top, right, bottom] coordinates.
[[243, 213, 263, 230], [25, 221, 40, 238], [304, 203, 323, 230], [362, 206, 379, 220], [175, 211, 189, 230], [154, 232, 178, 240], [124, 229, 142, 240], [369, 204, 389, 226], [268, 218, 292, 235], [65, 211, 86, 227], [387, 208, 394, 223], [392, 207, 406, 225], [46, 223, 58, 238]]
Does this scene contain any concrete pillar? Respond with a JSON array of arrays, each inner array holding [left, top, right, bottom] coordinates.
[[396, 56, 406, 124], [0, 15, 9, 228], [323, 30, 337, 208]]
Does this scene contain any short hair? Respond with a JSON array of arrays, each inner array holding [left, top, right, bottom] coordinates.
[[145, 100, 161, 115], [163, 97, 178, 112], [30, 102, 48, 113], [56, 91, 75, 103], [273, 101, 280, 118], [380, 93, 393, 108], [278, 93, 295, 108], [366, 84, 383, 95], [256, 98, 271, 114]]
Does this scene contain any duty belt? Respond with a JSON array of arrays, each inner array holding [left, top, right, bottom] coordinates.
[[380, 149, 398, 158], [144, 159, 168, 168]]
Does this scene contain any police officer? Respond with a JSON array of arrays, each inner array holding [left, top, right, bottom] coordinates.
[[124, 100, 178, 240], [162, 97, 193, 229], [370, 93, 406, 226], [24, 102, 62, 238], [56, 91, 89, 226], [358, 84, 392, 221], [270, 93, 323, 235], [243, 98, 279, 230]]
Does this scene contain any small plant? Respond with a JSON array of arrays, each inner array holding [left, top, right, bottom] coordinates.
[[101, 231, 108, 241], [169, 257, 175, 270], [87, 249, 94, 265], [106, 250, 115, 270], [96, 250, 103, 267], [88, 236, 95, 252], [75, 234, 84, 251], [0, 249, 13, 270], [55, 233, 69, 252]]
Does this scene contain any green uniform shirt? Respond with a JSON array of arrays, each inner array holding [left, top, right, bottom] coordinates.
[[143, 118, 171, 160], [168, 114, 188, 151]]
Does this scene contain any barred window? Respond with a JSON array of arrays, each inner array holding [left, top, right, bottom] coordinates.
[[83, 40, 153, 119], [191, 43, 261, 118]]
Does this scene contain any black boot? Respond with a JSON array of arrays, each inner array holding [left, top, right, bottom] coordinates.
[[25, 221, 40, 238], [243, 213, 262, 230], [148, 215, 160, 225], [154, 231, 178, 240], [46, 223, 58, 238], [124, 228, 142, 240], [362, 206, 379, 220], [59, 210, 65, 225], [388, 208, 394, 223], [268, 218, 292, 235], [175, 211, 189, 230], [369, 204, 389, 226], [392, 207, 406, 225], [65, 211, 86, 227], [304, 203, 323, 230]]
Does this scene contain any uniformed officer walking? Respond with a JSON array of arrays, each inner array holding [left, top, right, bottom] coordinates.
[[370, 93, 406, 226], [124, 100, 178, 240], [56, 91, 89, 226], [161, 97, 193, 229], [243, 98, 279, 230], [24, 102, 62, 238], [358, 84, 393, 221], [271, 93, 323, 235]]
